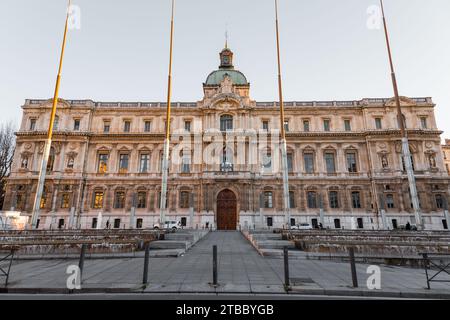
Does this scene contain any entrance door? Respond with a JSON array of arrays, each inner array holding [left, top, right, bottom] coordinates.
[[217, 189, 237, 230]]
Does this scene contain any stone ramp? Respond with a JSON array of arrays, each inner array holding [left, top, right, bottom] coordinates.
[[148, 229, 209, 257]]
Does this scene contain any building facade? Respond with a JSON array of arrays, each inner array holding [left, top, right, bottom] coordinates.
[[3, 47, 450, 230], [443, 139, 450, 175]]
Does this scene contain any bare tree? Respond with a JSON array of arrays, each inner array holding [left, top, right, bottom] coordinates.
[[0, 123, 16, 209]]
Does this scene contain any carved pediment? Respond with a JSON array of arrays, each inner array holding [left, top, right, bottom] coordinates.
[[395, 141, 418, 153], [41, 98, 71, 109], [385, 96, 417, 107]]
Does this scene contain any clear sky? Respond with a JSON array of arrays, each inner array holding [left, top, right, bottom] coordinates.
[[1, 0, 449, 141]]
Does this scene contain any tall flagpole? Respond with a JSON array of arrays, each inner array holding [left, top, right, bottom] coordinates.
[[380, 0, 422, 230], [274, 0, 291, 229], [30, 0, 73, 229], [160, 0, 175, 226]]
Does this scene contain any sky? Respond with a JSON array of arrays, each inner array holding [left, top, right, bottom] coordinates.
[[0, 0, 449, 141]]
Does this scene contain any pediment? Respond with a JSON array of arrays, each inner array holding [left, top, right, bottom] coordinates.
[[385, 96, 417, 107]]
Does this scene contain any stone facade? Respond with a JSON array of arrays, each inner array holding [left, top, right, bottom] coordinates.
[[3, 47, 450, 230], [443, 139, 450, 175]]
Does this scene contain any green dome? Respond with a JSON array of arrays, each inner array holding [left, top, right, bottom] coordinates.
[[205, 69, 248, 86]]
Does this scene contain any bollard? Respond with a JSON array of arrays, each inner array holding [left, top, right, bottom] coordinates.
[[213, 245, 218, 286], [78, 244, 87, 283], [349, 247, 358, 288], [284, 246, 290, 288], [422, 253, 431, 290], [143, 242, 151, 285]]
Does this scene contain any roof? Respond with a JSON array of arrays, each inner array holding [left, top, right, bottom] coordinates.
[[205, 69, 248, 86]]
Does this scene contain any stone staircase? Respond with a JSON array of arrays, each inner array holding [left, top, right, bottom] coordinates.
[[243, 230, 303, 258], [148, 229, 209, 257]]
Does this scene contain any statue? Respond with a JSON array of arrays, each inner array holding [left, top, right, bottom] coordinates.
[[67, 157, 75, 169], [21, 157, 28, 169], [381, 155, 389, 169], [429, 154, 437, 168]]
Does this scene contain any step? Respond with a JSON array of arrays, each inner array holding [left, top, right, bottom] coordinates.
[[148, 249, 185, 258], [148, 240, 189, 250], [165, 233, 195, 242], [259, 249, 307, 258], [250, 233, 283, 241], [255, 240, 295, 250]]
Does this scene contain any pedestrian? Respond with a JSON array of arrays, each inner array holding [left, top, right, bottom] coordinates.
[[405, 222, 411, 231]]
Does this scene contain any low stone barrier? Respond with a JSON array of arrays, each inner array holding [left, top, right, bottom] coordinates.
[[0, 230, 162, 256]]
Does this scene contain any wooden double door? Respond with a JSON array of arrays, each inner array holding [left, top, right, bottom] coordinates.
[[216, 189, 237, 230]]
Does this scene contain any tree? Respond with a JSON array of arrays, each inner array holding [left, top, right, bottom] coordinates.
[[0, 123, 16, 210]]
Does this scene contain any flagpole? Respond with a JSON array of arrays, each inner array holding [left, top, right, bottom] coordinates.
[[30, 0, 73, 229], [160, 0, 175, 227], [274, 0, 291, 229], [380, 0, 422, 230]]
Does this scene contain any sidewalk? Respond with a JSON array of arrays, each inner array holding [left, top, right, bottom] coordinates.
[[1, 231, 449, 298]]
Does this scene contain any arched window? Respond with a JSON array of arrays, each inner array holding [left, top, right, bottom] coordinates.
[[114, 190, 126, 209], [307, 191, 317, 209], [220, 115, 233, 132]]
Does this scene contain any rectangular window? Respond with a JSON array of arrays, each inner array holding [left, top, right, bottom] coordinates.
[[119, 154, 129, 173], [123, 121, 131, 133], [73, 119, 80, 131], [435, 194, 444, 209], [139, 154, 150, 173], [329, 191, 339, 208], [289, 191, 295, 209], [144, 121, 152, 132], [357, 218, 364, 229], [114, 192, 126, 209], [58, 219, 65, 229], [324, 153, 336, 174], [180, 191, 190, 209], [287, 154, 294, 173], [334, 219, 341, 229], [420, 117, 428, 129], [29, 119, 37, 131], [91, 218, 98, 229], [93, 192, 104, 209], [375, 118, 382, 130], [136, 218, 143, 229], [182, 152, 191, 173], [346, 152, 358, 173], [352, 192, 362, 209], [103, 121, 111, 133], [264, 192, 273, 209], [303, 120, 310, 132], [304, 153, 315, 174], [307, 192, 317, 209], [386, 194, 395, 209], [184, 121, 191, 132], [267, 217, 273, 227], [137, 192, 147, 209], [98, 154, 109, 173], [284, 120, 290, 132], [344, 119, 351, 131], [262, 121, 269, 131], [220, 115, 233, 132], [61, 194, 70, 209], [402, 156, 415, 171], [323, 119, 331, 132], [114, 219, 121, 229]]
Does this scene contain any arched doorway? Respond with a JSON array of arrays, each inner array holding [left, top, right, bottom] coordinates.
[[216, 189, 237, 230]]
